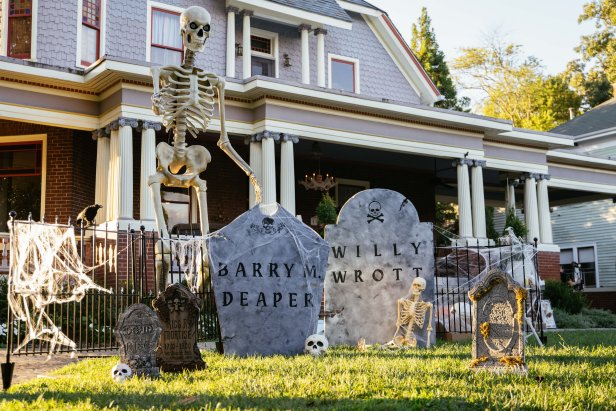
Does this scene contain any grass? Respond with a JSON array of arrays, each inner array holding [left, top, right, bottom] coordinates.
[[1, 330, 615, 410]]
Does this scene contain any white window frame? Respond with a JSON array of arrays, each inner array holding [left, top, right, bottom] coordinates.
[[0, 134, 47, 233], [559, 242, 600, 288], [334, 178, 370, 207], [250, 27, 279, 79], [1, 0, 39, 60], [328, 53, 360, 94], [145, 1, 184, 63], [75, 0, 106, 68]]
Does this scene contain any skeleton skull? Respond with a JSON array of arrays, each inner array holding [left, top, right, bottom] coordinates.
[[262, 217, 275, 234], [111, 363, 133, 382], [368, 201, 382, 217], [304, 334, 329, 357], [411, 277, 427, 297], [180, 6, 211, 53]]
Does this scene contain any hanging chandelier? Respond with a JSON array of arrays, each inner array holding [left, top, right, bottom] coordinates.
[[298, 142, 337, 191]]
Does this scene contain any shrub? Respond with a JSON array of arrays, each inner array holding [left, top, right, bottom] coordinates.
[[316, 194, 337, 226], [543, 280, 587, 314], [553, 307, 616, 329], [503, 207, 528, 239]]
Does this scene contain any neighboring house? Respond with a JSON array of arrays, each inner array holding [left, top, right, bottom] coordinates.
[[0, 0, 615, 289], [549, 95, 616, 311]]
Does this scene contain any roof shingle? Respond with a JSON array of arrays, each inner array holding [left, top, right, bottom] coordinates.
[[551, 97, 616, 138], [264, 0, 352, 22]]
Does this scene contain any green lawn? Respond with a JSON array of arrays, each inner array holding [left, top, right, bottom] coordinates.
[[1, 330, 615, 410]]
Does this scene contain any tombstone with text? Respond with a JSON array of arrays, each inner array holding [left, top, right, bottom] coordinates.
[[325, 189, 435, 347], [209, 205, 329, 356]]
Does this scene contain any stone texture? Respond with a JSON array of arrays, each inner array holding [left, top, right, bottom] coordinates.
[[208, 204, 329, 356], [114, 303, 162, 377], [324, 188, 435, 347], [152, 284, 205, 372], [469, 269, 527, 374]]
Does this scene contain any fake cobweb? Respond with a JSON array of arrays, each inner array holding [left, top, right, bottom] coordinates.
[[8, 220, 110, 356]]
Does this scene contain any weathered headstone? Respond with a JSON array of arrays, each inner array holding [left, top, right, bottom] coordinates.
[[468, 269, 527, 374], [208, 204, 329, 356], [152, 284, 206, 371], [114, 303, 162, 377], [324, 189, 435, 347]]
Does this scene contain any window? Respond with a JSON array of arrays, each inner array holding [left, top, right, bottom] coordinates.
[[328, 54, 360, 93], [150, 8, 183, 66], [250, 29, 278, 78], [7, 0, 32, 58], [334, 178, 370, 208], [0, 142, 42, 232], [560, 245, 598, 288], [161, 188, 199, 234], [81, 0, 101, 65]]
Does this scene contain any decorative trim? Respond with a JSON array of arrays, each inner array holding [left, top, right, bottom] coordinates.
[[473, 160, 487, 168], [105, 120, 119, 133], [314, 28, 328, 36], [453, 158, 474, 167], [240, 9, 254, 18], [298, 24, 312, 32], [520, 173, 541, 181], [280, 133, 299, 143], [537, 174, 551, 181], [261, 130, 280, 141], [92, 128, 110, 140], [140, 120, 162, 131], [225, 6, 240, 14], [118, 117, 140, 128]]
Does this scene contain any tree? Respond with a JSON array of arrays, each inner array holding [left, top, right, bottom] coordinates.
[[562, 60, 612, 110], [576, 0, 616, 84], [453, 37, 582, 131], [410, 7, 469, 111]]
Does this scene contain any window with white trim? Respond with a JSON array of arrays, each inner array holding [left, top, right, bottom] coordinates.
[[328, 55, 360, 93], [80, 0, 101, 65], [150, 7, 183, 66], [560, 245, 598, 288], [7, 0, 32, 58], [250, 28, 278, 78]]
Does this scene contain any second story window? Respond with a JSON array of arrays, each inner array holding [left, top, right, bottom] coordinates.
[[151, 8, 183, 66], [7, 0, 32, 59], [81, 0, 101, 66], [250, 29, 278, 78], [329, 55, 360, 93]]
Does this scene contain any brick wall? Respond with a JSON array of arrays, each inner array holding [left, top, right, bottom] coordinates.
[[537, 251, 560, 281], [583, 291, 616, 313]]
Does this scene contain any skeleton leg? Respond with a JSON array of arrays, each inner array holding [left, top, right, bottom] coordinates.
[[148, 180, 169, 238], [426, 303, 433, 348], [192, 180, 209, 236]]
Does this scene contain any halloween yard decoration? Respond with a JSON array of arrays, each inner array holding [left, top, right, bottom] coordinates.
[[391, 277, 434, 348], [75, 204, 103, 227]]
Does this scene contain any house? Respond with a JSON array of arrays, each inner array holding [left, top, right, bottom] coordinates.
[[1, 0, 615, 288], [549, 95, 616, 312]]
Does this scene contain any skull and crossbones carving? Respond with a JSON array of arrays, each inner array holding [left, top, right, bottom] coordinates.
[[167, 297, 186, 312], [367, 201, 384, 223]]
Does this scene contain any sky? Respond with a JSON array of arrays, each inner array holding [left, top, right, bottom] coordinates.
[[368, 0, 595, 105]]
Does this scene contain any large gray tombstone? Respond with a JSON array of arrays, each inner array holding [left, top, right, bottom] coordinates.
[[325, 189, 435, 347], [209, 205, 329, 356], [114, 303, 162, 377], [468, 269, 527, 374]]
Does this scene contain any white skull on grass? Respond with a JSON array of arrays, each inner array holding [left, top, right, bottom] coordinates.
[[304, 334, 329, 356], [111, 363, 133, 382], [180, 6, 211, 52]]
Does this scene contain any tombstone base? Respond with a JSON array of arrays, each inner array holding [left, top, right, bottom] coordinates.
[[470, 358, 528, 375], [159, 359, 206, 373]]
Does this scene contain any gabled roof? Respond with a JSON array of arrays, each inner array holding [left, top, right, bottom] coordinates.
[[265, 0, 352, 22], [551, 97, 616, 138], [340, 0, 383, 12]]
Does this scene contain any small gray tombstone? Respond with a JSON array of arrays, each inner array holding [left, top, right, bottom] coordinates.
[[152, 284, 206, 372], [468, 269, 527, 374], [325, 189, 435, 347], [208, 204, 329, 356], [114, 303, 162, 377]]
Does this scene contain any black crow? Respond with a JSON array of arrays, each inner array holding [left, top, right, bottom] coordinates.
[[76, 204, 103, 227]]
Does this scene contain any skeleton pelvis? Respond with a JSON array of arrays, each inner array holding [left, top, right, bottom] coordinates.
[[156, 141, 211, 176]]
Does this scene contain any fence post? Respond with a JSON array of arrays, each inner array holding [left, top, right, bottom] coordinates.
[[2, 211, 17, 390], [533, 237, 546, 345]]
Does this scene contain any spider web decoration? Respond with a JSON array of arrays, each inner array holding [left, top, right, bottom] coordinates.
[[8, 220, 110, 356]]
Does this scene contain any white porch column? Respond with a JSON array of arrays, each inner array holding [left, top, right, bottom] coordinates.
[[241, 10, 253, 80], [93, 130, 110, 217], [106, 122, 119, 221], [226, 7, 239, 78], [522, 173, 541, 244], [140, 121, 160, 221], [261, 131, 279, 206], [537, 174, 553, 244], [506, 180, 517, 212], [315, 28, 327, 87], [117, 118, 137, 220], [455, 158, 473, 239], [299, 24, 311, 85], [471, 160, 487, 239], [280, 134, 299, 215], [248, 134, 263, 208]]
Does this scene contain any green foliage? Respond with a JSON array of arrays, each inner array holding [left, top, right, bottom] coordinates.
[[562, 60, 613, 110], [553, 307, 616, 329], [453, 39, 582, 131], [410, 8, 469, 111], [434, 201, 458, 245], [315, 193, 337, 226], [3, 331, 616, 410], [485, 206, 499, 241], [544, 280, 588, 314], [576, 0, 616, 84], [503, 207, 527, 239]]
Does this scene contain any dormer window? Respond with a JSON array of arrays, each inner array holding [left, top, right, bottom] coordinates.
[[328, 54, 360, 93], [7, 0, 32, 59], [81, 0, 101, 66], [150, 7, 183, 66], [250, 29, 278, 78]]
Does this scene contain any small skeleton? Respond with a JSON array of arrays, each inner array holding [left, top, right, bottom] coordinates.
[[392, 277, 433, 347], [149, 6, 261, 240]]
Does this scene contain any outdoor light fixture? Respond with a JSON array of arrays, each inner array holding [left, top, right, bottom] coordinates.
[[283, 53, 291, 67], [299, 142, 336, 191], [235, 43, 243, 56]]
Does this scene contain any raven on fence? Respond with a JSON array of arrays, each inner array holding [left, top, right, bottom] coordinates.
[[76, 204, 103, 227]]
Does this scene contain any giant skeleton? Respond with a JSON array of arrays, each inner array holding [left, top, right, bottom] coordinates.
[[149, 6, 261, 289]]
